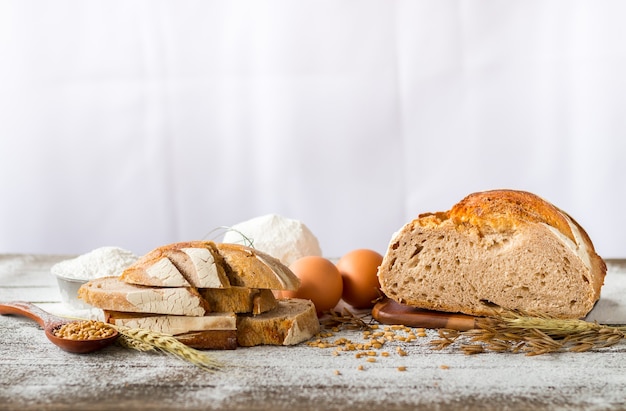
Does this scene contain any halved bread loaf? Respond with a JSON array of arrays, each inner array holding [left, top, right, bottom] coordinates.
[[103, 311, 236, 335], [236, 299, 320, 346], [377, 190, 606, 319], [77, 277, 210, 316]]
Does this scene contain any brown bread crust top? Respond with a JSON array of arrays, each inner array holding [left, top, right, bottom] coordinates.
[[445, 189, 576, 243]]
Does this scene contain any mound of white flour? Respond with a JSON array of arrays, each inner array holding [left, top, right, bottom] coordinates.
[[222, 214, 322, 266], [51, 246, 138, 280]]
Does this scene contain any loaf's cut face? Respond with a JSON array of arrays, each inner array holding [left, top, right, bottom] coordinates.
[[378, 190, 606, 319]]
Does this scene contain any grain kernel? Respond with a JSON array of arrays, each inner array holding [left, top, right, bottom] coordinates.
[[397, 366, 407, 372], [53, 320, 116, 341]]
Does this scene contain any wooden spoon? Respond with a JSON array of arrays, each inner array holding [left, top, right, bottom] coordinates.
[[0, 301, 119, 354]]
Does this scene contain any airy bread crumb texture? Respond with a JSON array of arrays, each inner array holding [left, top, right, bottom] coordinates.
[[378, 190, 606, 319]]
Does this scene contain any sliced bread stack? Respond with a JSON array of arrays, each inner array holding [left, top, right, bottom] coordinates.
[[78, 241, 320, 349]]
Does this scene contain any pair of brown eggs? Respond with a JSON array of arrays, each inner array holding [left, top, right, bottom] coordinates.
[[280, 249, 384, 314]]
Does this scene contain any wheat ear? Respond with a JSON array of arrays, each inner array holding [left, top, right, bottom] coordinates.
[[431, 310, 626, 356], [112, 325, 222, 371]]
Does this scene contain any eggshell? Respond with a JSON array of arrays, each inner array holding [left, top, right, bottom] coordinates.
[[336, 249, 383, 309], [282, 256, 343, 314]]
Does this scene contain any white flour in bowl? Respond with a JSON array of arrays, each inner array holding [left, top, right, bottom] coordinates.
[[51, 246, 138, 280]]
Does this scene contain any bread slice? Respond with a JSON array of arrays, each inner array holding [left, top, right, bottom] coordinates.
[[122, 251, 189, 287], [198, 287, 277, 315], [77, 277, 210, 316], [377, 190, 606, 319], [103, 311, 236, 335], [236, 299, 320, 346], [215, 243, 300, 290], [121, 241, 231, 288]]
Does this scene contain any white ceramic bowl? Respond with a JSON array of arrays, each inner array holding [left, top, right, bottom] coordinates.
[[54, 274, 91, 310]]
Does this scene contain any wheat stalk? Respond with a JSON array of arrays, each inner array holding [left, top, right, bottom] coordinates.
[[321, 308, 373, 331], [111, 325, 222, 371], [431, 310, 626, 356], [203, 226, 255, 247]]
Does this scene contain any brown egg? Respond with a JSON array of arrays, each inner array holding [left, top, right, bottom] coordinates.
[[282, 256, 343, 314], [336, 249, 384, 309]]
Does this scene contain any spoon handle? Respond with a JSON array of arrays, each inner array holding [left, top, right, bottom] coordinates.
[[0, 301, 64, 328]]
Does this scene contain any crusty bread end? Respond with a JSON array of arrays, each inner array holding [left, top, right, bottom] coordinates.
[[236, 298, 320, 346]]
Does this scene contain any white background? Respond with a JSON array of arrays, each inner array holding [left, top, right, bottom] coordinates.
[[1, 1, 625, 259]]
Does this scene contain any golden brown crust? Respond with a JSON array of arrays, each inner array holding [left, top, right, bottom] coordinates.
[[448, 189, 576, 242], [215, 243, 300, 290]]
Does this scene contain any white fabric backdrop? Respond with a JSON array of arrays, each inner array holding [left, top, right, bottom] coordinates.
[[1, 1, 625, 259]]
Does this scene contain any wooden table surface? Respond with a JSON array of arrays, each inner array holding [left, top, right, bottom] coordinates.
[[1, 254, 625, 411]]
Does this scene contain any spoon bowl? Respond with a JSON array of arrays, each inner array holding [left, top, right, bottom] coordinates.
[[0, 301, 119, 354]]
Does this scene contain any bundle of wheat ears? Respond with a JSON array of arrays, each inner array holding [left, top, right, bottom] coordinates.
[[111, 325, 222, 371], [431, 310, 626, 356]]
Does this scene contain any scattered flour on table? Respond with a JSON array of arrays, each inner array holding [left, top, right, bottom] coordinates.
[[222, 214, 322, 266], [50, 246, 138, 280]]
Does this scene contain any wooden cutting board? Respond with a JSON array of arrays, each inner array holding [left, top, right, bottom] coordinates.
[[372, 298, 477, 331]]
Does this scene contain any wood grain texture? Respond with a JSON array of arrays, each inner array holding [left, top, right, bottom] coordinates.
[[1, 255, 626, 411]]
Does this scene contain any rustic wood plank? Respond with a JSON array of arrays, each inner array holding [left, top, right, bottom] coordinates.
[[0, 286, 60, 303], [1, 254, 626, 410], [0, 254, 70, 288]]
